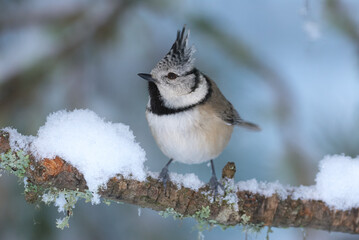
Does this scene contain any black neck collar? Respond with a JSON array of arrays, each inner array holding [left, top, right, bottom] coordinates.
[[147, 72, 212, 116]]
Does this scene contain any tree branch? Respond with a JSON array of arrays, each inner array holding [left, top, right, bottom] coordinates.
[[0, 130, 358, 234]]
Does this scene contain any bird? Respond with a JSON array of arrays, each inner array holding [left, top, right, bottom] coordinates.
[[138, 26, 260, 195]]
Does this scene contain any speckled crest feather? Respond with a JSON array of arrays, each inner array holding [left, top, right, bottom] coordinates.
[[155, 26, 195, 71]]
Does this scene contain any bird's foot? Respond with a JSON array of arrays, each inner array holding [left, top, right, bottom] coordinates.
[[158, 166, 170, 190], [209, 175, 224, 198]]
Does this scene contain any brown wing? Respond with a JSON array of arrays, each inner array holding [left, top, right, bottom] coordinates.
[[206, 78, 260, 131]]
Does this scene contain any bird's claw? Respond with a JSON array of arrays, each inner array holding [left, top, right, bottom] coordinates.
[[158, 166, 170, 190], [209, 175, 224, 198]]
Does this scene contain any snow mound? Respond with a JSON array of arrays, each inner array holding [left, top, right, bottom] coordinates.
[[315, 155, 359, 210], [30, 109, 147, 203]]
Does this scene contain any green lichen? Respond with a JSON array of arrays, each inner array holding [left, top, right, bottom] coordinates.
[[241, 214, 251, 224], [103, 199, 112, 206], [243, 221, 265, 234], [24, 181, 39, 193], [159, 208, 183, 220], [157, 205, 265, 235], [158, 206, 218, 231], [23, 180, 46, 203], [192, 206, 217, 231], [0, 147, 127, 230], [194, 206, 211, 219], [56, 216, 70, 229], [42, 188, 94, 229], [238, 211, 265, 233], [0, 148, 266, 233], [0, 150, 29, 178], [0, 150, 45, 203], [157, 187, 266, 235]]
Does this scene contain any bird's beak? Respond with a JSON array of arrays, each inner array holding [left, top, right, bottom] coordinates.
[[137, 73, 157, 83]]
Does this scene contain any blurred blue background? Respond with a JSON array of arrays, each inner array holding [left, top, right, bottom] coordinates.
[[1, 0, 359, 239]]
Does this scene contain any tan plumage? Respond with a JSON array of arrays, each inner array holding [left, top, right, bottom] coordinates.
[[138, 26, 259, 193], [145, 76, 259, 165], [196, 102, 234, 160], [204, 76, 260, 131]]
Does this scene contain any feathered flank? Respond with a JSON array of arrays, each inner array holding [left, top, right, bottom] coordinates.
[[155, 26, 196, 72]]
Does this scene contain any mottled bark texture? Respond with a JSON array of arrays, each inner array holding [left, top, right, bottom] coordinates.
[[0, 130, 358, 234]]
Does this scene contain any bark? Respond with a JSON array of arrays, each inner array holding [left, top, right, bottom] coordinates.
[[0, 130, 358, 234]]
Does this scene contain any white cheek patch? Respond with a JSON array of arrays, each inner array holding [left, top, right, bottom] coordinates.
[[158, 74, 208, 109]]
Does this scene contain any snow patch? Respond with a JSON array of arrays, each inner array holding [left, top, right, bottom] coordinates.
[[54, 193, 67, 213], [4, 112, 359, 212], [315, 155, 359, 210], [148, 171, 204, 191], [292, 185, 319, 201], [238, 155, 359, 211], [222, 178, 239, 211], [237, 179, 289, 200], [2, 127, 34, 152], [42, 193, 56, 204], [169, 172, 204, 191], [30, 109, 147, 203]]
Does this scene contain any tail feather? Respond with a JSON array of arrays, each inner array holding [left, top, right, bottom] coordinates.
[[237, 121, 261, 131]]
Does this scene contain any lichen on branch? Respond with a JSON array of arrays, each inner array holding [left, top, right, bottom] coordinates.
[[0, 130, 359, 234]]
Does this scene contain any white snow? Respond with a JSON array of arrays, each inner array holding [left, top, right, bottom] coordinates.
[[314, 155, 359, 210], [147, 171, 205, 191], [237, 155, 359, 211], [54, 193, 67, 212], [30, 109, 147, 203], [42, 192, 56, 204], [3, 111, 359, 211], [23, 177, 28, 187], [2, 127, 34, 152], [222, 178, 239, 211], [292, 155, 359, 210], [42, 191, 71, 214], [237, 179, 289, 200], [292, 185, 318, 201], [169, 172, 204, 191]]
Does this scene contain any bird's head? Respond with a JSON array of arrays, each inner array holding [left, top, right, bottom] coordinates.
[[138, 26, 199, 98]]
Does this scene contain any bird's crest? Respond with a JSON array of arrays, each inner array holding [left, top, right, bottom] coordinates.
[[155, 26, 195, 72]]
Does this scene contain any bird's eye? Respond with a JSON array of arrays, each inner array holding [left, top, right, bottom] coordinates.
[[167, 72, 178, 80]]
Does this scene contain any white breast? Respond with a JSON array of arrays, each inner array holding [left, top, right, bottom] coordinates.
[[146, 108, 218, 164]]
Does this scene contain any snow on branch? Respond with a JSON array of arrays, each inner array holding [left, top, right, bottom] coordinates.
[[0, 109, 359, 234]]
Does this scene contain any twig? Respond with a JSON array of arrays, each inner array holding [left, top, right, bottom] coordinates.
[[0, 130, 358, 234]]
